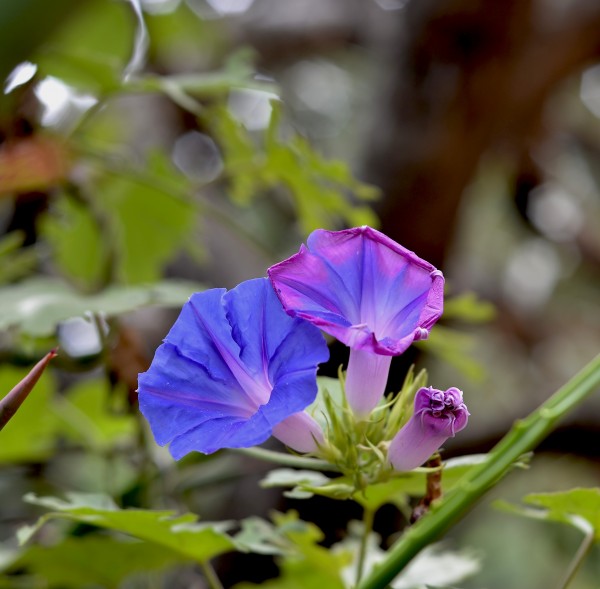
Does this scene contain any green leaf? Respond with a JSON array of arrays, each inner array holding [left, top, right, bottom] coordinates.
[[0, 365, 60, 463], [496, 488, 600, 540], [260, 455, 491, 510], [416, 325, 486, 382], [0, 232, 37, 284], [131, 49, 272, 100], [40, 194, 108, 290], [260, 469, 335, 500], [34, 0, 133, 94], [443, 292, 496, 323], [0, 277, 202, 337], [210, 103, 380, 234], [98, 159, 198, 284], [20, 493, 236, 563], [55, 378, 136, 451], [3, 536, 184, 588], [234, 512, 349, 589]]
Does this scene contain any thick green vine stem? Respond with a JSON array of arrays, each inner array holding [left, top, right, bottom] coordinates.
[[357, 353, 600, 589]]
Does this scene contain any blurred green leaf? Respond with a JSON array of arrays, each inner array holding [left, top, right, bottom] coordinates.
[[210, 103, 379, 234], [20, 493, 236, 563], [496, 488, 600, 541], [56, 378, 136, 451], [3, 536, 184, 589], [98, 155, 198, 284], [0, 365, 59, 463], [0, 0, 81, 83], [0, 277, 202, 337], [416, 325, 486, 382], [131, 49, 272, 100], [235, 511, 349, 589], [41, 194, 108, 290], [261, 469, 333, 500], [0, 232, 37, 284], [34, 0, 133, 94], [260, 455, 490, 511], [443, 291, 496, 323]]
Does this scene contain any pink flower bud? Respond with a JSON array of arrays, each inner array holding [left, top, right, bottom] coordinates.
[[388, 386, 469, 471]]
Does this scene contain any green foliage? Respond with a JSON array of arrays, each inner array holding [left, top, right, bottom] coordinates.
[[131, 49, 271, 101], [260, 454, 489, 511], [235, 512, 350, 589], [497, 488, 600, 540], [19, 493, 237, 563], [3, 536, 183, 589], [34, 0, 133, 94], [42, 152, 199, 287], [0, 232, 37, 284], [0, 277, 202, 337], [443, 291, 496, 323], [0, 365, 60, 463], [41, 194, 108, 289], [416, 325, 486, 382], [56, 378, 136, 451], [210, 103, 379, 233], [96, 159, 198, 284]]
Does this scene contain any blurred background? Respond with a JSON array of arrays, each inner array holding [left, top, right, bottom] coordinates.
[[1, 0, 600, 587]]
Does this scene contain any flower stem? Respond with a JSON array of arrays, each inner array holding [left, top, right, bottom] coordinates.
[[357, 353, 600, 589], [232, 447, 339, 472], [555, 517, 595, 589], [200, 561, 224, 589], [356, 507, 375, 586]]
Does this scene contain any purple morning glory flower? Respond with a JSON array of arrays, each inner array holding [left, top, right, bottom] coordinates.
[[388, 386, 469, 471], [267, 226, 444, 416], [138, 278, 329, 459]]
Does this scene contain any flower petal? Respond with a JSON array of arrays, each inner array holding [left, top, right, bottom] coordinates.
[[269, 226, 444, 355], [138, 278, 329, 458]]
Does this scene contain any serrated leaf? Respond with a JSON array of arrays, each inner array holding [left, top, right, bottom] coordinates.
[[3, 536, 184, 588], [496, 488, 600, 540], [20, 493, 236, 562], [0, 277, 202, 336]]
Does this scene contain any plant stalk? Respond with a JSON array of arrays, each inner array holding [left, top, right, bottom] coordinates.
[[357, 353, 600, 589]]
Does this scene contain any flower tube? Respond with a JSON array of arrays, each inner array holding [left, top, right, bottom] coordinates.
[[138, 278, 329, 458], [268, 226, 444, 417], [388, 386, 469, 471]]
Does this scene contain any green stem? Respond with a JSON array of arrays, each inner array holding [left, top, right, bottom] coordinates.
[[356, 507, 375, 586], [232, 447, 339, 472], [556, 516, 595, 589], [200, 561, 225, 589], [357, 353, 600, 589]]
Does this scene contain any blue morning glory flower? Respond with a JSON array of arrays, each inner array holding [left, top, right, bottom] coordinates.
[[268, 226, 444, 417], [138, 278, 329, 459]]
